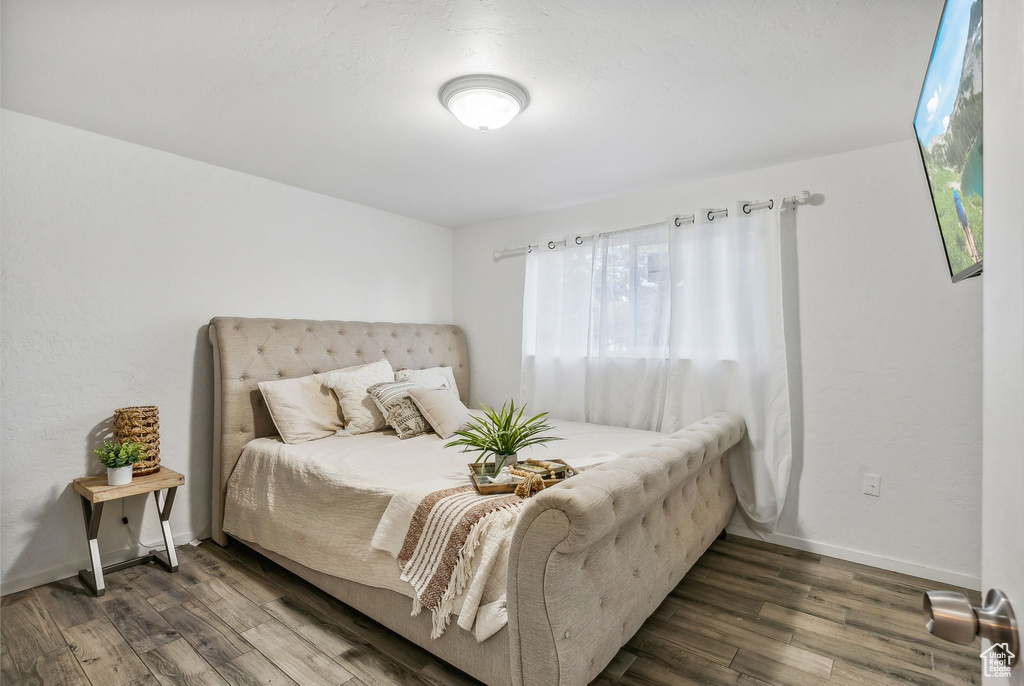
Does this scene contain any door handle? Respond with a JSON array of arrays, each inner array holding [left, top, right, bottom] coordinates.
[[923, 588, 1019, 666]]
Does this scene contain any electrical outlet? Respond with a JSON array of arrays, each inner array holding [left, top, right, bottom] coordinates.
[[862, 473, 881, 497]]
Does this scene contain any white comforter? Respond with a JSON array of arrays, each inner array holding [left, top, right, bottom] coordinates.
[[222, 417, 658, 639]]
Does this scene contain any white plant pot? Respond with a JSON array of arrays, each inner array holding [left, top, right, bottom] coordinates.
[[479, 454, 518, 483], [107, 466, 133, 486]]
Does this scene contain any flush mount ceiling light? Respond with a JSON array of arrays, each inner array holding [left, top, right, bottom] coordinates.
[[439, 74, 529, 132]]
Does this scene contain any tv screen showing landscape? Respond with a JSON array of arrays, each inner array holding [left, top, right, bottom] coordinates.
[[914, 0, 983, 282]]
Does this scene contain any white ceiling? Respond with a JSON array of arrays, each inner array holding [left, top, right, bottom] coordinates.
[[1, 1, 941, 227]]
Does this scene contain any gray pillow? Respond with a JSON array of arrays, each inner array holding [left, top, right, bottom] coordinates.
[[408, 387, 471, 440], [366, 381, 432, 440]]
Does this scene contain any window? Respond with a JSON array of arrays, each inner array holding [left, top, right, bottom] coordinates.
[[591, 229, 670, 357]]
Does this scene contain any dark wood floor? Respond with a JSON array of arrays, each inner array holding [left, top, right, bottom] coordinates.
[[0, 535, 982, 685]]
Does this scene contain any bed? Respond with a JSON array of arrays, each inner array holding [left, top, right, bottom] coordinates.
[[209, 317, 744, 686]]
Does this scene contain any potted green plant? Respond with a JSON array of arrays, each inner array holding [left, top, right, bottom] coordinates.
[[445, 400, 562, 482], [93, 440, 147, 486]]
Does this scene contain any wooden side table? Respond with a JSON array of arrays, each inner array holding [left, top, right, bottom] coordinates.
[[71, 467, 185, 596]]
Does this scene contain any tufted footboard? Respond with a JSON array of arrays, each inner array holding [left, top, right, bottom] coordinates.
[[506, 412, 745, 686]]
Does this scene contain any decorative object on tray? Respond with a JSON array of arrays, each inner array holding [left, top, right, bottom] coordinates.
[[113, 405, 161, 475], [510, 467, 544, 498], [445, 399, 564, 492], [92, 440, 147, 485], [469, 458, 577, 495], [517, 458, 575, 479]]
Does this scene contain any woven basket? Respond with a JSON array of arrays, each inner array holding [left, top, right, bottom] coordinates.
[[113, 406, 161, 476]]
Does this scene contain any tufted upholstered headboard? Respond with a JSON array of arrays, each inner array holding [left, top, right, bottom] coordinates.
[[207, 317, 469, 544]]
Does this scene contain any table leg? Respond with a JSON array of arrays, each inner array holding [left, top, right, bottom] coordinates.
[[151, 487, 179, 572], [77, 496, 105, 596]]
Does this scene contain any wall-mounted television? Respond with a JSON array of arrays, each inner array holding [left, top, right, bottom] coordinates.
[[914, 0, 983, 282]]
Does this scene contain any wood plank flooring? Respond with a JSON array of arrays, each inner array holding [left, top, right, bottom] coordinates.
[[0, 536, 982, 685]]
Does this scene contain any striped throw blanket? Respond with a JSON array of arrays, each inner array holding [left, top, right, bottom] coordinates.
[[372, 479, 526, 638]]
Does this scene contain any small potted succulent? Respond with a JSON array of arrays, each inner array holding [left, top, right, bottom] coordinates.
[[93, 440, 147, 486], [445, 400, 562, 482]]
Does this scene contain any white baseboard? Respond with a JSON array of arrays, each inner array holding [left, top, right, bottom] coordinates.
[[0, 527, 210, 597], [726, 524, 981, 591]]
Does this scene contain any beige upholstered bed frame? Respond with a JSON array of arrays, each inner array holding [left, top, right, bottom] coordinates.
[[209, 316, 743, 686]]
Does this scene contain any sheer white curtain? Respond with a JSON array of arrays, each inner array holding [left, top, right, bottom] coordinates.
[[586, 224, 672, 430], [521, 202, 792, 534], [662, 202, 792, 532], [521, 240, 592, 422]]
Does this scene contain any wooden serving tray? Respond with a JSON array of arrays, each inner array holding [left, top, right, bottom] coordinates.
[[468, 459, 575, 495]]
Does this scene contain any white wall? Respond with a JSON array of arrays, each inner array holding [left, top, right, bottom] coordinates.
[[0, 111, 453, 593], [453, 140, 982, 587], [981, 5, 1024, 681], [0, 109, 983, 592]]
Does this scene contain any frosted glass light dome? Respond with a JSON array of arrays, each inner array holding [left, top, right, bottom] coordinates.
[[439, 75, 529, 132]]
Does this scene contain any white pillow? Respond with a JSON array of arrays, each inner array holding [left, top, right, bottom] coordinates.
[[395, 366, 459, 396], [258, 373, 344, 444], [408, 386, 471, 440], [319, 359, 395, 435]]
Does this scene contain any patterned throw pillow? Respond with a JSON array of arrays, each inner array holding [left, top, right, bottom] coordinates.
[[366, 381, 433, 439]]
